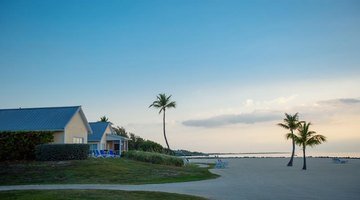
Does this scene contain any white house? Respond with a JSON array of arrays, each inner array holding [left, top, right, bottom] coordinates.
[[88, 122, 129, 155]]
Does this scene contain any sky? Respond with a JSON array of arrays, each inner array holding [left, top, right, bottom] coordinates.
[[1, 0, 360, 154]]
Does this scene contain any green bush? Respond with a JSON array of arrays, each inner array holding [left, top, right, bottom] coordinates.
[[0, 131, 54, 161], [35, 144, 89, 161], [123, 150, 184, 166], [138, 140, 164, 153]]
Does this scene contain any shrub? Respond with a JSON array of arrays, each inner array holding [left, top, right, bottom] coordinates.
[[123, 150, 184, 166], [35, 144, 89, 161], [138, 140, 164, 153], [0, 131, 54, 161]]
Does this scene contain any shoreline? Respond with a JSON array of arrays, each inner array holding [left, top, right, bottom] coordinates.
[[185, 156, 360, 159]]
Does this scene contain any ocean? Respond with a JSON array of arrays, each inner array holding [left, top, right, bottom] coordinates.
[[185, 152, 360, 158]]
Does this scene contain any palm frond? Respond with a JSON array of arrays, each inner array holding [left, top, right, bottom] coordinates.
[[166, 101, 176, 108], [285, 132, 295, 140], [277, 123, 289, 130]]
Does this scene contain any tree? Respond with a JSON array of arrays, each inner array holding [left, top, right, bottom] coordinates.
[[112, 126, 129, 138], [277, 113, 301, 166], [149, 93, 176, 150], [292, 121, 326, 170], [99, 116, 109, 122]]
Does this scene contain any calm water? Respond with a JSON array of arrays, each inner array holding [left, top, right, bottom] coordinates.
[[186, 152, 360, 158]]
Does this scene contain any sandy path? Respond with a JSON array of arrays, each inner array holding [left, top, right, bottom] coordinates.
[[1, 158, 359, 200]]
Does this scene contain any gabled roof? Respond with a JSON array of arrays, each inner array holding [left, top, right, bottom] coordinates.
[[106, 134, 130, 141], [88, 122, 129, 142], [0, 106, 91, 133], [88, 122, 111, 141]]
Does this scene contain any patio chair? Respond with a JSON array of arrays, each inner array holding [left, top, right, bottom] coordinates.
[[94, 150, 103, 158], [100, 150, 107, 157], [107, 150, 116, 158], [215, 159, 227, 169]]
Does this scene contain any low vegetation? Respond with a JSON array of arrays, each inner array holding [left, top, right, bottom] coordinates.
[[35, 144, 89, 161], [0, 131, 53, 161], [0, 158, 218, 185], [123, 150, 183, 166], [0, 190, 206, 200]]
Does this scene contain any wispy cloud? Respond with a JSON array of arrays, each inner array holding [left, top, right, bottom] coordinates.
[[317, 98, 360, 106], [182, 111, 282, 128], [182, 97, 360, 128]]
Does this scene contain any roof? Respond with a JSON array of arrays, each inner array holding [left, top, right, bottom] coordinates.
[[0, 106, 89, 132], [88, 122, 129, 142], [88, 122, 111, 141], [106, 134, 130, 141]]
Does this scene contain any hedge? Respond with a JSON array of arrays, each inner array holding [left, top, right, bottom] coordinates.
[[0, 131, 54, 161], [123, 150, 184, 166], [35, 144, 90, 161]]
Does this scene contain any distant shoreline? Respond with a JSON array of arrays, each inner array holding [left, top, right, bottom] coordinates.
[[186, 156, 360, 159], [207, 152, 289, 155]]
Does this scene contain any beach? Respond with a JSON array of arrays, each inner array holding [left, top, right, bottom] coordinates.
[[122, 157, 360, 200], [186, 157, 360, 199]]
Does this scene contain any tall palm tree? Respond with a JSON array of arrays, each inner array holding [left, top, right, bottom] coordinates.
[[277, 113, 301, 166], [149, 93, 176, 150], [292, 121, 326, 170], [100, 116, 109, 122]]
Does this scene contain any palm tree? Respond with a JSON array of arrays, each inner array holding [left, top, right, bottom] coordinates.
[[149, 93, 176, 150], [293, 121, 326, 170], [100, 116, 109, 122], [277, 113, 301, 166]]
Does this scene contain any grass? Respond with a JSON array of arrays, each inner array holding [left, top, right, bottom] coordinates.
[[123, 150, 184, 166], [0, 190, 207, 200], [0, 158, 218, 185]]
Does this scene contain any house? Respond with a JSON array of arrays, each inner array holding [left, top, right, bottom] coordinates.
[[88, 122, 129, 155], [0, 106, 92, 144]]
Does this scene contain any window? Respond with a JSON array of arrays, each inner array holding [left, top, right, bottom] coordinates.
[[73, 137, 84, 144], [89, 144, 98, 151]]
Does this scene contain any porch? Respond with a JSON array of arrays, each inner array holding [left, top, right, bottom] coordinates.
[[106, 134, 129, 155]]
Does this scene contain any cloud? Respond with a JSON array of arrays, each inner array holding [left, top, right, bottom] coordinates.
[[182, 97, 360, 128], [182, 111, 282, 128], [317, 98, 360, 106]]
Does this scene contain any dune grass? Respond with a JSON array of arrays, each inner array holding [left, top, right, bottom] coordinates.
[[0, 190, 206, 200], [123, 150, 184, 166], [0, 158, 218, 185]]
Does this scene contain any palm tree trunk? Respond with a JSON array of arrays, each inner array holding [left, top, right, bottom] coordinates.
[[287, 131, 295, 166], [302, 146, 307, 170], [163, 109, 170, 150]]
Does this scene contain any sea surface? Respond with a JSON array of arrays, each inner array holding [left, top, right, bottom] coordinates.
[[186, 152, 360, 158]]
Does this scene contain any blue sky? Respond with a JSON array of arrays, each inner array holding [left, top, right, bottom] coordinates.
[[1, 0, 360, 153]]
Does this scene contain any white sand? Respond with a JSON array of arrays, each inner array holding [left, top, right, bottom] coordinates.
[[1, 158, 359, 199], [135, 158, 360, 199]]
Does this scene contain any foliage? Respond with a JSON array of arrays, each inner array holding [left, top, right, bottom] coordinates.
[[0, 190, 206, 200], [149, 93, 176, 150], [292, 121, 327, 170], [175, 149, 208, 156], [112, 126, 129, 138], [99, 116, 109, 122], [126, 133, 174, 155], [35, 144, 89, 161], [0, 158, 218, 185], [277, 113, 302, 166], [123, 150, 184, 166], [0, 131, 53, 161], [139, 140, 164, 153], [128, 133, 145, 150]]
